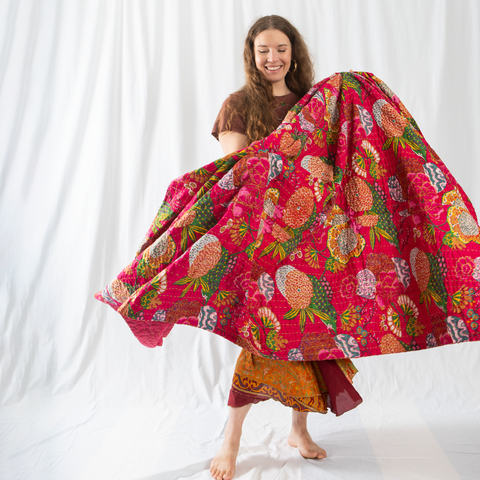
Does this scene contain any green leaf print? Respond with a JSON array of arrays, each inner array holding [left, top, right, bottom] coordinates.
[[284, 308, 301, 320]]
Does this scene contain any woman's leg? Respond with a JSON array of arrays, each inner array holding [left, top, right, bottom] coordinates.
[[288, 410, 327, 459], [210, 403, 252, 480]]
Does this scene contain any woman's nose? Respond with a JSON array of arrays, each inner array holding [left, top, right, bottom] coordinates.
[[267, 50, 277, 62]]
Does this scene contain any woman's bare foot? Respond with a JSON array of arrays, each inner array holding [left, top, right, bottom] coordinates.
[[210, 438, 239, 480], [210, 403, 252, 479], [288, 410, 327, 459], [288, 428, 327, 459]]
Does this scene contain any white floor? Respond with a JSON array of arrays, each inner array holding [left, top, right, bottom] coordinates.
[[2, 360, 479, 480]]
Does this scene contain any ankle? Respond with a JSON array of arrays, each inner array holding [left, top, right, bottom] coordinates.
[[291, 410, 309, 431], [223, 432, 241, 445], [290, 425, 309, 436]]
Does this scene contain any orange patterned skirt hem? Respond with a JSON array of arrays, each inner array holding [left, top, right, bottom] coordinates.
[[228, 350, 362, 415]]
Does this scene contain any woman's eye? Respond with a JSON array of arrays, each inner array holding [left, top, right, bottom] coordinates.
[[278, 50, 286, 53], [259, 50, 268, 54]]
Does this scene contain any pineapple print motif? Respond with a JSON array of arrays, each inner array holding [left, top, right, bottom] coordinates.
[[345, 177, 373, 212], [373, 100, 408, 138], [174, 234, 230, 301], [280, 126, 308, 158], [380, 333, 406, 354], [136, 233, 176, 279], [283, 187, 315, 229], [345, 176, 399, 249], [276, 266, 337, 333], [106, 279, 131, 304], [145, 233, 176, 268], [277, 266, 313, 310], [373, 99, 426, 159], [188, 235, 222, 278], [301, 155, 334, 184], [260, 187, 316, 260], [410, 247, 447, 312], [410, 249, 430, 293]]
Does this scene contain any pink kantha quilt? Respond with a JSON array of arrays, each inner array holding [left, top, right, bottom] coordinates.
[[95, 72, 480, 361]]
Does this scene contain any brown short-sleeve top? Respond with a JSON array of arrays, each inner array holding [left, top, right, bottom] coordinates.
[[211, 91, 301, 140]]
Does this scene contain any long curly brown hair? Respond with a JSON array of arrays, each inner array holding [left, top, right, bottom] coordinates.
[[224, 15, 315, 145]]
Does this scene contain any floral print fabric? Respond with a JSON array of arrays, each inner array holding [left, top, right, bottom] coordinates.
[[95, 72, 480, 361]]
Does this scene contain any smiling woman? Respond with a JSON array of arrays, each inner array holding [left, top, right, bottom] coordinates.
[[212, 15, 315, 152], [209, 15, 362, 480]]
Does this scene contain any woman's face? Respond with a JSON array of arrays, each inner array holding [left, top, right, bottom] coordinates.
[[254, 29, 292, 86]]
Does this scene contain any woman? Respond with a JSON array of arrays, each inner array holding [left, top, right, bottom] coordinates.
[[96, 13, 480, 480], [209, 15, 362, 480]]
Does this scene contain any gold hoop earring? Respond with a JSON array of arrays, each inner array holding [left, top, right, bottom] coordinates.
[[289, 60, 297, 73]]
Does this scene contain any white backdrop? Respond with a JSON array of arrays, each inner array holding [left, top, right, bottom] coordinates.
[[1, 1, 479, 479]]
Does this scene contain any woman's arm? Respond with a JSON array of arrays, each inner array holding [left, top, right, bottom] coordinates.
[[219, 131, 248, 156]]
